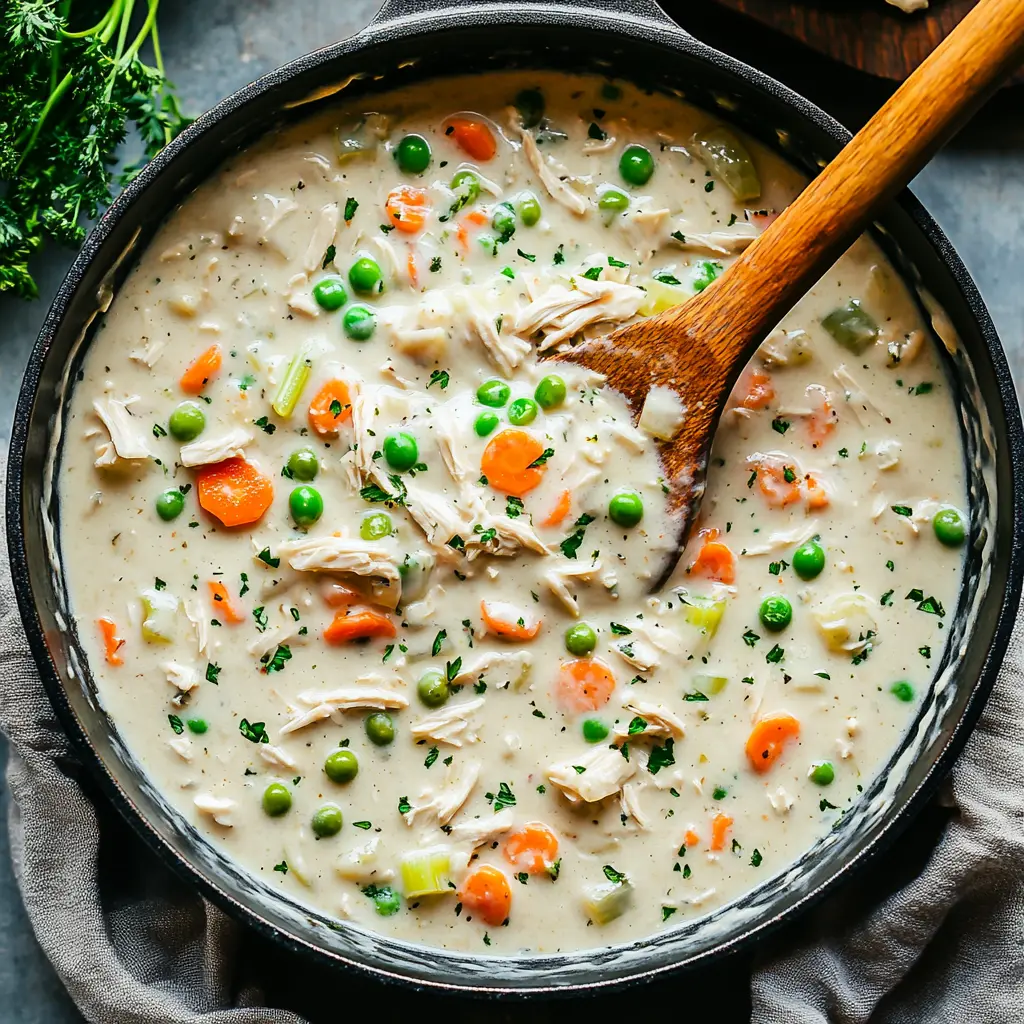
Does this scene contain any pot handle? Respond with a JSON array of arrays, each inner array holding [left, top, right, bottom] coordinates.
[[370, 0, 676, 29]]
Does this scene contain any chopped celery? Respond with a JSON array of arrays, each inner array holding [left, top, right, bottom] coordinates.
[[582, 880, 633, 925], [400, 846, 452, 898], [335, 113, 389, 164], [693, 126, 761, 201], [638, 279, 690, 316], [271, 346, 312, 419], [681, 594, 727, 639], [821, 300, 879, 353], [140, 589, 179, 643], [694, 672, 728, 695]]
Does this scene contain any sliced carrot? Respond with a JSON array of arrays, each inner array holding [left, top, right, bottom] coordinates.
[[460, 864, 512, 926], [710, 812, 733, 852], [736, 367, 774, 410], [541, 490, 572, 527], [688, 529, 736, 585], [683, 829, 701, 847], [307, 379, 352, 436], [805, 384, 836, 446], [804, 474, 830, 510], [97, 617, 124, 666], [745, 712, 801, 774], [179, 344, 222, 394], [406, 245, 419, 288], [445, 117, 497, 161], [385, 185, 430, 234], [504, 823, 559, 875], [196, 458, 274, 528], [754, 459, 801, 507], [324, 609, 396, 645], [554, 658, 616, 713], [208, 581, 244, 624], [456, 209, 488, 252], [480, 599, 541, 641], [481, 428, 547, 495]]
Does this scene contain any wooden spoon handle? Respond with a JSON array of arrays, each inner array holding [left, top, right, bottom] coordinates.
[[661, 0, 1024, 364]]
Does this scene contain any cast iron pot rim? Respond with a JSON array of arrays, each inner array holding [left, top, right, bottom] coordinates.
[[7, 0, 1024, 997]]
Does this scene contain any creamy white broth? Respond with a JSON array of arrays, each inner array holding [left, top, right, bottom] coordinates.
[[59, 72, 966, 953]]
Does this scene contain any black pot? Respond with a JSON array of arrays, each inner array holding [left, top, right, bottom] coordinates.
[[7, 0, 1023, 995]]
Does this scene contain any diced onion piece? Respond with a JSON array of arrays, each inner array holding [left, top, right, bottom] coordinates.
[[582, 880, 633, 925], [400, 846, 453, 898], [638, 279, 690, 316], [812, 592, 877, 654], [693, 126, 761, 201], [821, 300, 879, 353], [272, 346, 312, 418], [694, 672, 728, 695], [140, 589, 179, 643], [638, 385, 685, 441]]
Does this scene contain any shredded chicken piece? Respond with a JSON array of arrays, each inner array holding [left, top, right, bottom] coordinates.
[[617, 699, 685, 740], [410, 697, 485, 747], [302, 202, 339, 274], [294, 680, 409, 711], [758, 328, 813, 368], [284, 272, 321, 317], [467, 512, 549, 559], [404, 759, 481, 826], [740, 524, 818, 556], [259, 744, 300, 771], [130, 336, 166, 368], [184, 600, 211, 658], [543, 559, 607, 616], [667, 222, 758, 255], [507, 112, 588, 215], [448, 808, 515, 848], [193, 793, 236, 826], [767, 787, 794, 816], [92, 396, 153, 464], [278, 536, 401, 588], [335, 837, 394, 883], [161, 661, 199, 694], [449, 650, 532, 689], [611, 637, 660, 673], [459, 293, 530, 375], [833, 364, 888, 426], [403, 477, 476, 550], [547, 745, 636, 805], [619, 781, 650, 830], [178, 427, 253, 468], [168, 736, 193, 762]]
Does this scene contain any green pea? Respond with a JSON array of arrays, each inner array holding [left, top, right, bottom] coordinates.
[[287, 448, 319, 482], [491, 203, 516, 242], [360, 512, 392, 540], [792, 538, 825, 580], [417, 669, 450, 709], [289, 485, 323, 527], [891, 680, 915, 703], [343, 304, 377, 341], [474, 411, 499, 437], [348, 257, 382, 295], [515, 88, 545, 128], [534, 375, 566, 410], [312, 276, 347, 311], [395, 133, 432, 174], [608, 491, 643, 528], [155, 489, 185, 521], [365, 712, 395, 746], [262, 783, 292, 817], [619, 144, 655, 186], [324, 748, 358, 783], [168, 401, 206, 442], [518, 191, 542, 226], [598, 186, 630, 216], [758, 595, 792, 632], [582, 718, 609, 743], [809, 761, 835, 786], [477, 379, 511, 407], [311, 804, 344, 838], [451, 169, 481, 204], [368, 885, 401, 916], [933, 507, 966, 547], [507, 397, 538, 426], [186, 718, 208, 735], [565, 622, 598, 656], [383, 431, 419, 472]]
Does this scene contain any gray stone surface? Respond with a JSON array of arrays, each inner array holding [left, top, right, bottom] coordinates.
[[0, 3, 1021, 1021]]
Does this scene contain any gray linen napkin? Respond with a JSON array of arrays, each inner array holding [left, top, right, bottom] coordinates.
[[2, 438, 1022, 1021]]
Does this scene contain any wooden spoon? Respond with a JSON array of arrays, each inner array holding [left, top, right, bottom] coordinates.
[[556, 0, 1024, 589]]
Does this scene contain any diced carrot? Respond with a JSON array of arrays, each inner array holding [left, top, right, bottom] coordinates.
[[323, 609, 397, 645], [480, 599, 541, 641], [208, 581, 244, 624], [179, 344, 222, 394], [804, 474, 830, 510], [321, 581, 359, 608], [805, 384, 836, 446], [307, 379, 352, 436], [385, 185, 430, 234], [745, 712, 801, 774], [456, 209, 488, 252], [754, 459, 801, 507], [688, 529, 736, 585], [683, 829, 701, 847], [736, 367, 774, 410], [460, 864, 512, 926], [445, 117, 498, 161], [97, 617, 124, 666], [554, 658, 616, 713], [504, 823, 559, 875], [406, 245, 419, 287], [196, 458, 274, 528], [541, 490, 572, 527], [481, 428, 547, 495], [710, 812, 733, 852]]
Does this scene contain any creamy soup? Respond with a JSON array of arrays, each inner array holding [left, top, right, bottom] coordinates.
[[59, 72, 966, 953]]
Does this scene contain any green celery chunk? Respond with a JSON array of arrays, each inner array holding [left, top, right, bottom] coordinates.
[[582, 879, 634, 925], [400, 846, 453, 898], [140, 588, 179, 643], [271, 346, 312, 418], [821, 300, 879, 352], [693, 126, 761, 200]]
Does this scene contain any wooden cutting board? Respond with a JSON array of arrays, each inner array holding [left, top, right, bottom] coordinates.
[[710, 0, 1022, 82]]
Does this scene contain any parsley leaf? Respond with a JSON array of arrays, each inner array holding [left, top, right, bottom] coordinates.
[[239, 719, 269, 744], [343, 198, 358, 221], [427, 369, 450, 389], [647, 738, 675, 775], [432, 629, 447, 656]]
